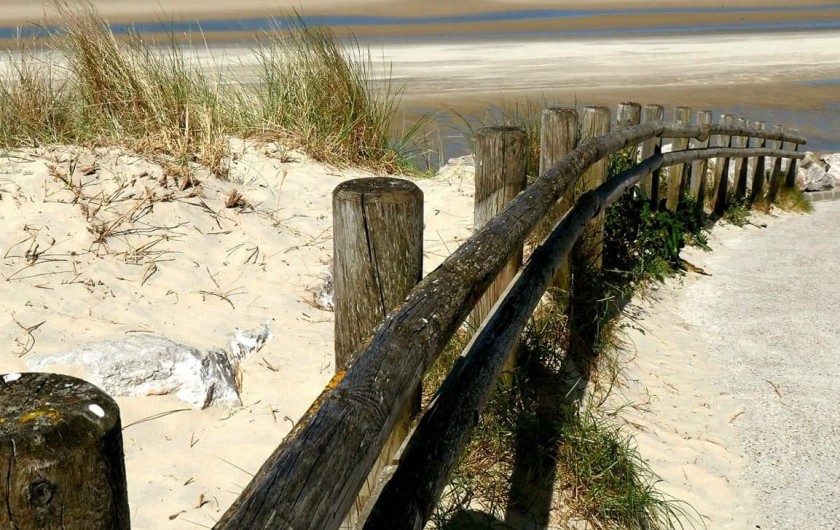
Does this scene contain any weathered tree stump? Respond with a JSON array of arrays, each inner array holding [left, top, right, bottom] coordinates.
[[665, 106, 692, 211], [537, 108, 578, 296], [639, 104, 664, 204], [332, 177, 423, 528], [0, 372, 130, 530]]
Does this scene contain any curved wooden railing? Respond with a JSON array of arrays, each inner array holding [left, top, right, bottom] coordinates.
[[1, 104, 805, 530], [213, 113, 806, 529]]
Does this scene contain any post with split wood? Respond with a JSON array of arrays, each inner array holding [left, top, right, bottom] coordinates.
[[665, 106, 692, 211], [712, 113, 735, 217], [689, 110, 712, 223], [733, 118, 751, 200], [470, 126, 528, 380], [748, 121, 768, 205], [333, 177, 424, 527], [639, 104, 664, 207], [784, 128, 801, 190], [537, 108, 579, 297], [1, 372, 130, 530], [766, 124, 786, 204]]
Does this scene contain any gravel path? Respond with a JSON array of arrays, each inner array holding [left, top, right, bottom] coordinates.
[[678, 201, 840, 528]]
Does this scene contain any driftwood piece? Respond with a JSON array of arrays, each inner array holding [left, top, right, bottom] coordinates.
[[213, 121, 806, 530], [0, 372, 129, 530]]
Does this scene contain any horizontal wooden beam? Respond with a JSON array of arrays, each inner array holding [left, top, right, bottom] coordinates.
[[213, 122, 806, 530], [359, 143, 803, 529]]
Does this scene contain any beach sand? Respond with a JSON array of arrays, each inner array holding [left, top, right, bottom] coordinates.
[[1, 1, 839, 528], [0, 142, 475, 528]]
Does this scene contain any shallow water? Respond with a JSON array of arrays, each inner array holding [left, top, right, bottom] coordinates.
[[410, 102, 840, 172], [3, 4, 840, 40]]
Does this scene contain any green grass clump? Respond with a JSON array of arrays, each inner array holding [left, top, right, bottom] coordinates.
[[0, 43, 76, 146], [775, 185, 814, 213], [558, 409, 695, 529], [720, 195, 751, 227], [254, 17, 419, 172], [0, 2, 421, 176], [453, 97, 558, 181]]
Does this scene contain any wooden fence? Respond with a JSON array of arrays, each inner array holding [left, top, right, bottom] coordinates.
[[1, 103, 807, 530]]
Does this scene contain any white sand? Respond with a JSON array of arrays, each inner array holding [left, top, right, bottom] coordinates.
[[611, 203, 840, 528], [0, 143, 474, 528]]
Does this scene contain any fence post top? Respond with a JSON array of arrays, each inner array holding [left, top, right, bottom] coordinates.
[[333, 177, 423, 201], [476, 125, 527, 136], [543, 106, 578, 117]]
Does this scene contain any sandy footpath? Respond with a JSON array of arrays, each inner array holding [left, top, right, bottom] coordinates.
[[614, 203, 840, 528]]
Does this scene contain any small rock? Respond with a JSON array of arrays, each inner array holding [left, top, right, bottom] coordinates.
[[820, 153, 840, 184], [27, 324, 271, 409], [798, 164, 835, 191]]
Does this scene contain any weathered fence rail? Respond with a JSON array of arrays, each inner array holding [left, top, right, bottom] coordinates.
[[212, 112, 806, 529], [1, 103, 808, 530]]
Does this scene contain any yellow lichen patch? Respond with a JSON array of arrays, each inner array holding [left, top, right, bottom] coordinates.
[[326, 370, 346, 391], [19, 409, 62, 425], [288, 371, 347, 438]]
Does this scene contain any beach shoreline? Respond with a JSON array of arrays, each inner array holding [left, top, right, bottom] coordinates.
[[2, 1, 840, 42]]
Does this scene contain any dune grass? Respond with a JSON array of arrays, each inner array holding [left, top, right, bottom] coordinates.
[[0, 2, 421, 176]]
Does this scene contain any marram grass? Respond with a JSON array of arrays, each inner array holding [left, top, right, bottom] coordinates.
[[0, 2, 420, 175]]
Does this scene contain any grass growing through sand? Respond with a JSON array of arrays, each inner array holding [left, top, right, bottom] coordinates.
[[422, 132, 704, 528], [0, 2, 421, 175]]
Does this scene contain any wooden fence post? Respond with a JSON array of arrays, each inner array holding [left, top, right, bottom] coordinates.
[[1, 372, 130, 530], [689, 110, 712, 221], [470, 126, 528, 378], [784, 128, 801, 189], [332, 176, 424, 527], [712, 113, 734, 217], [616, 102, 642, 132], [579, 106, 611, 266], [766, 124, 786, 204], [733, 118, 751, 200], [748, 121, 768, 205], [665, 106, 692, 211], [537, 108, 578, 296], [639, 104, 664, 205]]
